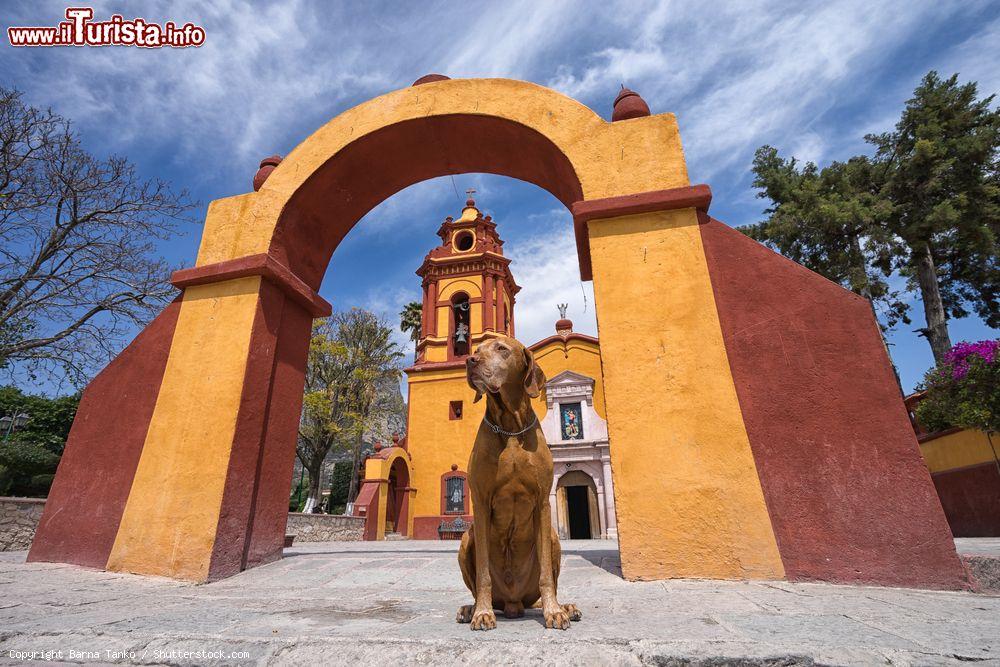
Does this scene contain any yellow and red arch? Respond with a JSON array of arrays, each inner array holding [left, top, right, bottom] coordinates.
[[28, 78, 967, 588]]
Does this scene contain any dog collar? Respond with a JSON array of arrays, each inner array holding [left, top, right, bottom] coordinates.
[[482, 413, 538, 437]]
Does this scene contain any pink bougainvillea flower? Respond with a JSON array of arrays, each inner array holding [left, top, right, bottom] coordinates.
[[944, 339, 999, 379]]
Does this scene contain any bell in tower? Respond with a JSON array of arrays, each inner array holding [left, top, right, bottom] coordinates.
[[413, 196, 520, 365]]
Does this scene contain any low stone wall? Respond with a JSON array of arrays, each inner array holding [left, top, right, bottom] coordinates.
[[286, 513, 364, 542], [0, 500, 364, 550], [0, 497, 45, 552]]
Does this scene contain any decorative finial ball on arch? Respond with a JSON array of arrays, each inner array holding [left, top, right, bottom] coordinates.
[[253, 155, 283, 192], [612, 86, 651, 121], [412, 73, 451, 86]]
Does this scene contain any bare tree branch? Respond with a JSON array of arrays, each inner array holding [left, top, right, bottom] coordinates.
[[0, 87, 194, 386]]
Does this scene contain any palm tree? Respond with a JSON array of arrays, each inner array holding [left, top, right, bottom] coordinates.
[[399, 301, 423, 361]]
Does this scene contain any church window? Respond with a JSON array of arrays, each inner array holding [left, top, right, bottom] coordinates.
[[560, 402, 584, 440], [445, 475, 466, 514], [454, 230, 474, 251], [449, 400, 463, 420]]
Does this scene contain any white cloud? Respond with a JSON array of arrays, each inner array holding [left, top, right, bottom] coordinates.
[[3, 0, 397, 180], [504, 210, 598, 346]]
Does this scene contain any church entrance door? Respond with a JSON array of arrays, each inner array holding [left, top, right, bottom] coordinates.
[[566, 486, 592, 539]]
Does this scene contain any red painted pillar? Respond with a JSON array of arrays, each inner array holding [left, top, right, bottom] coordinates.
[[399, 487, 412, 536], [420, 283, 429, 337], [426, 282, 438, 337], [495, 278, 505, 334], [484, 274, 495, 331]]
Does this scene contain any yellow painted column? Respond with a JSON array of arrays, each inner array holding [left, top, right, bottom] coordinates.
[[588, 208, 784, 581], [107, 277, 262, 581], [364, 458, 389, 541]]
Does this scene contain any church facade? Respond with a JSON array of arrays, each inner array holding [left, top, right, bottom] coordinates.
[[399, 198, 617, 540]]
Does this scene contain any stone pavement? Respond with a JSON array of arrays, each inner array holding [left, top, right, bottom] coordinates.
[[1, 540, 997, 666]]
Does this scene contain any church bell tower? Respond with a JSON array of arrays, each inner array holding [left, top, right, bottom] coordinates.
[[414, 196, 520, 363]]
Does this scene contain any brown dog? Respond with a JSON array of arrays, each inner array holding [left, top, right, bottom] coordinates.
[[456, 335, 581, 630]]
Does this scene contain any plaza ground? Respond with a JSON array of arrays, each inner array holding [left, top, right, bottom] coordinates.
[[1, 540, 998, 666]]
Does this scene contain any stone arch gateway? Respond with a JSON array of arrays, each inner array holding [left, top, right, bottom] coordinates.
[[29, 78, 968, 588]]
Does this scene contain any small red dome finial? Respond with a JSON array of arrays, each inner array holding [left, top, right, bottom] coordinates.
[[451, 463, 459, 471], [413, 73, 450, 86], [253, 155, 282, 191], [612, 85, 650, 121]]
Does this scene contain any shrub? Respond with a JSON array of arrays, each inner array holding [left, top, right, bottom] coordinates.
[[916, 339, 1000, 434]]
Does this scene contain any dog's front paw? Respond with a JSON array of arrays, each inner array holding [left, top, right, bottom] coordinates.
[[456, 604, 474, 623], [544, 607, 571, 630], [470, 608, 496, 631]]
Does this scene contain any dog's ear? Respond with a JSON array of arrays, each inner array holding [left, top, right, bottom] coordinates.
[[522, 346, 546, 399]]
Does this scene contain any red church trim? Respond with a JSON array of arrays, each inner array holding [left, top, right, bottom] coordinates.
[[171, 253, 332, 317]]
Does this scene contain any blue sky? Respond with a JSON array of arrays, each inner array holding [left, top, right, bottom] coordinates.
[[2, 0, 998, 393]]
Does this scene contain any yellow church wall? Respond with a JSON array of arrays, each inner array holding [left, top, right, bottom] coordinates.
[[434, 307, 448, 342], [470, 304, 483, 333], [424, 343, 448, 363], [588, 208, 785, 581], [530, 338, 607, 421], [920, 429, 998, 473], [437, 276, 482, 300], [406, 370, 485, 520]]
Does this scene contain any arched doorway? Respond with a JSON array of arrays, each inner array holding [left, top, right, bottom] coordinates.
[[556, 470, 600, 540], [450, 292, 471, 358], [352, 445, 413, 541], [27, 77, 966, 591], [386, 457, 408, 534]]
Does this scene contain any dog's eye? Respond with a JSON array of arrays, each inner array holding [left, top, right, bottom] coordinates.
[[498, 346, 510, 356]]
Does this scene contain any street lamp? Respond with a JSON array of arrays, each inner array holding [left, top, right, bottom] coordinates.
[[1, 412, 30, 440]]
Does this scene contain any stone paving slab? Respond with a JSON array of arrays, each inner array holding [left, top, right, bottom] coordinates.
[[0, 540, 997, 666]]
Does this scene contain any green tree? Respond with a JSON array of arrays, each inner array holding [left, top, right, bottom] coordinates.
[[399, 301, 422, 361], [743, 72, 999, 362], [326, 460, 352, 514], [743, 148, 908, 328], [867, 72, 999, 363], [297, 310, 402, 512], [0, 385, 79, 496]]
